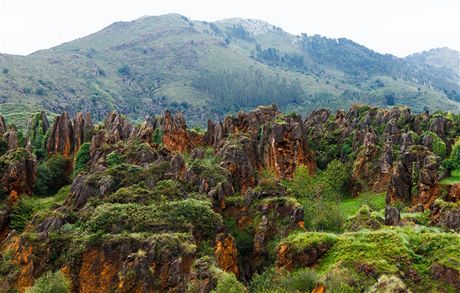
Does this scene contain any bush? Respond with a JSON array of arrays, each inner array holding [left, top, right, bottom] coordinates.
[[74, 142, 91, 174], [443, 137, 460, 171], [34, 155, 71, 196], [422, 131, 446, 159], [9, 197, 35, 232], [106, 151, 122, 167], [211, 272, 247, 293], [250, 267, 318, 292], [25, 270, 70, 293]]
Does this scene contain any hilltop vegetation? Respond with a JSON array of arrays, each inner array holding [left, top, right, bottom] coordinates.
[[1, 14, 459, 128]]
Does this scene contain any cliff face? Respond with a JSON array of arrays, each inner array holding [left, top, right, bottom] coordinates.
[[46, 112, 93, 158]]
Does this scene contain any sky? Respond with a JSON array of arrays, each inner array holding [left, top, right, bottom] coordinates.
[[1, 0, 459, 57]]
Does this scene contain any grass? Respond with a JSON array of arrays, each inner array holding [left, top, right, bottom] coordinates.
[[293, 226, 460, 292], [440, 169, 460, 185], [338, 192, 386, 219]]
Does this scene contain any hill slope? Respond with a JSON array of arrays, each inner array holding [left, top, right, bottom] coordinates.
[[0, 13, 459, 126]]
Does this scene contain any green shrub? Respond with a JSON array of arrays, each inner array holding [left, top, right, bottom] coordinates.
[[443, 137, 460, 171], [211, 272, 247, 293], [106, 151, 122, 167], [25, 270, 70, 293], [34, 155, 71, 196], [152, 128, 163, 145], [422, 131, 446, 159], [0, 137, 8, 156], [250, 267, 318, 292], [9, 197, 35, 232], [74, 142, 91, 175], [153, 180, 182, 200]]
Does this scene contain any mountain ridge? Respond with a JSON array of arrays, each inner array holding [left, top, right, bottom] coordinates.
[[0, 13, 459, 128]]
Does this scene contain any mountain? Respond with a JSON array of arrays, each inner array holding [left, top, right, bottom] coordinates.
[[405, 47, 460, 74], [0, 13, 459, 127]]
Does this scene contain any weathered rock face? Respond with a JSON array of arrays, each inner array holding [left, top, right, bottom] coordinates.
[[75, 237, 195, 293], [26, 112, 50, 155], [4, 126, 19, 150], [209, 107, 315, 188], [276, 240, 332, 271], [73, 112, 93, 151], [217, 134, 259, 193], [0, 148, 36, 197], [384, 206, 401, 226], [430, 199, 460, 232], [46, 112, 75, 157], [431, 263, 460, 292], [260, 114, 315, 178], [0, 115, 6, 135], [386, 146, 440, 208], [215, 233, 238, 275], [103, 112, 133, 143], [162, 111, 204, 153]]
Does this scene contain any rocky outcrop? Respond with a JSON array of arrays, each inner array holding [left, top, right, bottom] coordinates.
[[0, 148, 36, 197], [0, 115, 6, 135], [384, 206, 401, 226], [215, 233, 238, 275], [73, 112, 93, 151], [75, 236, 196, 293], [276, 238, 333, 271], [260, 114, 315, 178], [161, 111, 204, 152], [430, 199, 460, 232], [386, 146, 440, 208], [46, 112, 75, 157], [217, 134, 259, 193], [4, 126, 19, 150], [431, 263, 460, 291]]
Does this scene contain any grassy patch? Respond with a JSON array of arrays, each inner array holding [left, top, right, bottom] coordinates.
[[440, 169, 460, 185], [339, 192, 386, 219]]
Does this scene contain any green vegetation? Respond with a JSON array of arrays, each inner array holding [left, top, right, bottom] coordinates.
[[422, 131, 446, 159], [25, 271, 70, 293], [73, 142, 91, 174], [106, 151, 122, 167], [211, 271, 247, 293], [339, 192, 386, 219], [9, 186, 69, 232], [440, 169, 460, 184], [0, 14, 458, 126], [443, 138, 460, 174], [34, 155, 71, 196], [280, 227, 459, 292], [286, 161, 349, 232], [250, 267, 318, 293]]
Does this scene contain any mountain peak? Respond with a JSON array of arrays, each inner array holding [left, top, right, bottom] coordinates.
[[215, 17, 283, 35]]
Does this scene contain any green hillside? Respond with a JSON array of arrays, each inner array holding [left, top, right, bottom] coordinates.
[[0, 13, 459, 127]]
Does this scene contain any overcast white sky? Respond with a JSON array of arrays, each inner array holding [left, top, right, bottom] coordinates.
[[1, 0, 459, 57]]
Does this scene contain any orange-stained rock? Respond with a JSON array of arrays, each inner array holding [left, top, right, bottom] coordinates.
[[78, 248, 120, 293], [0, 148, 36, 197], [276, 240, 332, 271], [162, 110, 204, 153], [46, 112, 94, 158], [261, 114, 315, 178], [215, 233, 239, 276], [1, 233, 49, 293], [448, 183, 460, 202], [312, 283, 326, 293]]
